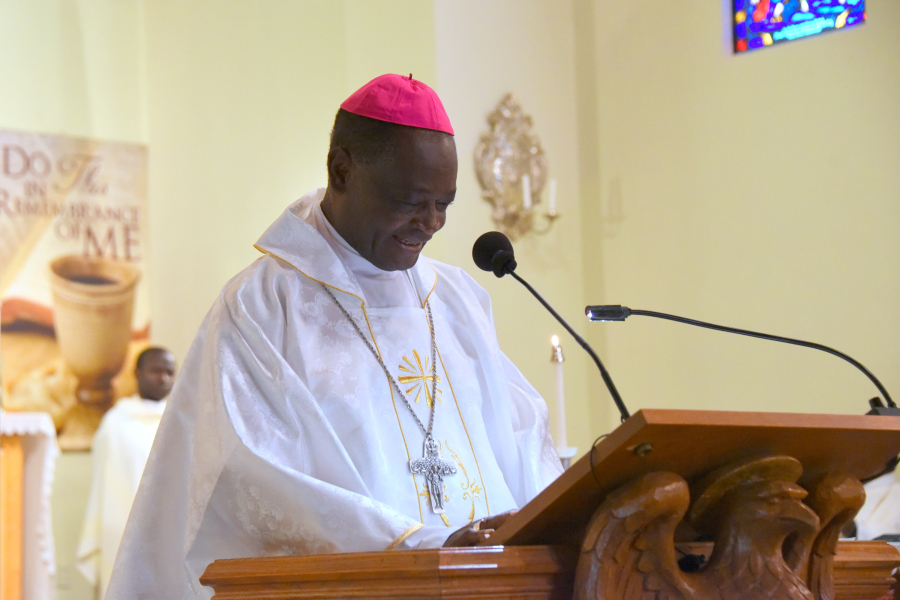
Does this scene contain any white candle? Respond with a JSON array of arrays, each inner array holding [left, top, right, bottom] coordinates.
[[522, 174, 532, 210], [548, 178, 558, 213], [551, 335, 567, 448]]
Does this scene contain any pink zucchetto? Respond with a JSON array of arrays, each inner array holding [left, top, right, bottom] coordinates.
[[340, 74, 454, 136]]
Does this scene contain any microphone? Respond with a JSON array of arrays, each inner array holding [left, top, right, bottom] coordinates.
[[472, 231, 517, 277], [585, 305, 899, 416], [473, 232, 631, 422]]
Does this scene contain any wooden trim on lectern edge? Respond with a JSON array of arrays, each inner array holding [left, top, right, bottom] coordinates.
[[201, 545, 578, 599], [199, 542, 898, 600]]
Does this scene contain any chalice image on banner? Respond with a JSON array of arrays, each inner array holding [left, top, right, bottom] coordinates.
[[50, 254, 141, 448]]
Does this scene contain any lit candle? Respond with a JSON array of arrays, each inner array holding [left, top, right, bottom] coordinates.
[[548, 178, 557, 213], [522, 174, 532, 211], [550, 335, 566, 448]]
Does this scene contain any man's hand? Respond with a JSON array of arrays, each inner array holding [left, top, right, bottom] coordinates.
[[442, 510, 518, 547]]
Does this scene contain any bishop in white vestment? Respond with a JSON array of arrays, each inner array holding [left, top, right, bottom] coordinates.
[[107, 74, 563, 600]]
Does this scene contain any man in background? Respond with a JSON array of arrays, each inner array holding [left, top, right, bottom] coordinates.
[[76, 347, 176, 599]]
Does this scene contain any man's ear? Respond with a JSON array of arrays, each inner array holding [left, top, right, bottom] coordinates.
[[327, 147, 352, 193]]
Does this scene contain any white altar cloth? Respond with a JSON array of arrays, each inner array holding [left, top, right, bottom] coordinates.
[[1, 410, 59, 600]]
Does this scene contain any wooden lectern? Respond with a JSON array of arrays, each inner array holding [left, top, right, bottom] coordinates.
[[201, 410, 900, 599]]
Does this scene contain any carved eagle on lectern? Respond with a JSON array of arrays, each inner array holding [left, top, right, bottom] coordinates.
[[572, 456, 865, 600]]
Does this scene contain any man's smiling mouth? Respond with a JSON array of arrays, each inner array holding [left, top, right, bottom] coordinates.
[[394, 235, 427, 249]]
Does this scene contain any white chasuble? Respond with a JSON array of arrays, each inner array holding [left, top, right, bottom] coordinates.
[[106, 189, 563, 600], [76, 396, 166, 598]]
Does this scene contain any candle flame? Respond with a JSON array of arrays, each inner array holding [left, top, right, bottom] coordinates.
[[551, 335, 559, 346]]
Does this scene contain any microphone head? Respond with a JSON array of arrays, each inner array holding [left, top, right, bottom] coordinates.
[[472, 231, 517, 278]]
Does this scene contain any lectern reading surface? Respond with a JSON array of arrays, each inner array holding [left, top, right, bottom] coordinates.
[[486, 409, 900, 547]]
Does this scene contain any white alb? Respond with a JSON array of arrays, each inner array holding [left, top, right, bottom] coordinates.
[[106, 189, 562, 599]]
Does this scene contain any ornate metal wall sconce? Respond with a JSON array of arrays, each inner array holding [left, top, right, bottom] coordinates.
[[474, 94, 558, 240]]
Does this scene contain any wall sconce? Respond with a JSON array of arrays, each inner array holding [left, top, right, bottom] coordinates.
[[474, 94, 558, 240]]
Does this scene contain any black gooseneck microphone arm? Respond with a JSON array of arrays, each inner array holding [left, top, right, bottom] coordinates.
[[473, 231, 631, 422], [586, 305, 897, 411], [511, 272, 630, 422]]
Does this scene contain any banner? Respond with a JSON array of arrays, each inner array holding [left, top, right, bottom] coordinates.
[[0, 129, 149, 450]]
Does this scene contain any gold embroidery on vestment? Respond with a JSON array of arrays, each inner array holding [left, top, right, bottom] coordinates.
[[386, 524, 424, 550], [253, 245, 366, 305], [434, 346, 492, 516], [398, 349, 443, 408], [445, 440, 484, 523]]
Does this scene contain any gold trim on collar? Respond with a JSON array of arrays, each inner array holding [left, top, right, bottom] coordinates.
[[385, 523, 424, 551], [257, 243, 439, 311], [420, 260, 438, 308], [253, 244, 365, 305]]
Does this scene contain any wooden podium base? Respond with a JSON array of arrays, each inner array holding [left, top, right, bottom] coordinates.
[[200, 542, 898, 600]]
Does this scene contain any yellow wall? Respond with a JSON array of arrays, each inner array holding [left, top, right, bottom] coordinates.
[[0, 0, 144, 140], [583, 0, 900, 429]]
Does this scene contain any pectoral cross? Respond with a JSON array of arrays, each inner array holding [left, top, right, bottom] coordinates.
[[409, 435, 457, 514]]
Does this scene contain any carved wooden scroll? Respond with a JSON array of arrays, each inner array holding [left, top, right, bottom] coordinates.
[[573, 455, 866, 600]]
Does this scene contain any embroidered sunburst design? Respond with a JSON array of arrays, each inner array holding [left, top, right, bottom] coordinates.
[[398, 349, 443, 408]]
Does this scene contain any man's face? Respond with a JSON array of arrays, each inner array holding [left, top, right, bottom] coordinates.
[[136, 351, 176, 401], [332, 128, 458, 271]]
